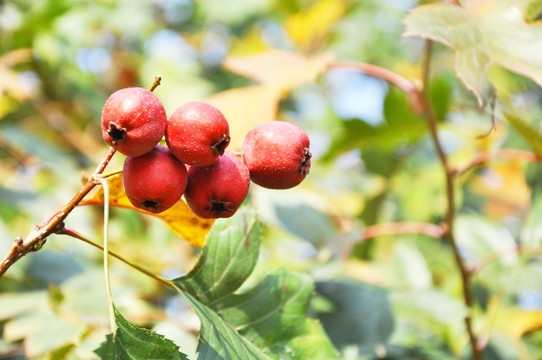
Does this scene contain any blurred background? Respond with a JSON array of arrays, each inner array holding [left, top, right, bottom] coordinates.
[[1, 0, 542, 359]]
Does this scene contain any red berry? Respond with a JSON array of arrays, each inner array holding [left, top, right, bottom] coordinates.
[[184, 150, 250, 219], [165, 101, 230, 166], [101, 87, 167, 157], [123, 145, 187, 213], [242, 121, 311, 189]]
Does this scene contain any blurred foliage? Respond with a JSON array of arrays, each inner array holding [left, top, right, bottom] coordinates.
[[1, 0, 542, 359]]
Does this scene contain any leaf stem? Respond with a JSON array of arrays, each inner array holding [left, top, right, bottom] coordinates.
[[58, 227, 174, 289], [361, 222, 446, 242], [453, 149, 542, 176], [420, 40, 481, 360], [469, 245, 542, 275]]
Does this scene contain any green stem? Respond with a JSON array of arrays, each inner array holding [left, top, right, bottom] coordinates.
[[95, 176, 116, 333], [101, 169, 123, 179], [58, 227, 173, 289]]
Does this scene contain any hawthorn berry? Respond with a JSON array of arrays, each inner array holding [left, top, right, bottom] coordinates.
[[242, 121, 311, 189], [165, 101, 230, 166], [184, 150, 250, 219], [101, 87, 167, 157], [123, 145, 187, 213]]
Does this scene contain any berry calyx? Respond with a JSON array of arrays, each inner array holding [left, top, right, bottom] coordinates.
[[165, 101, 230, 166], [242, 121, 311, 189], [101, 87, 167, 157], [184, 150, 250, 218], [122, 145, 188, 213]]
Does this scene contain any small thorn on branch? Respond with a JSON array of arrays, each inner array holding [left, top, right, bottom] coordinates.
[[15, 236, 23, 247]]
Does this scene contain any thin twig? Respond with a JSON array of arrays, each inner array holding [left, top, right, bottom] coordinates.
[[453, 149, 542, 176], [469, 245, 542, 275], [420, 40, 481, 360], [361, 222, 446, 242], [328, 62, 424, 113]]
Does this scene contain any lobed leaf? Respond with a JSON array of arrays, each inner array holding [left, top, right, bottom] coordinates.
[[404, 0, 542, 107], [82, 173, 213, 247], [173, 207, 338, 359], [209, 50, 334, 148], [223, 49, 334, 92], [315, 279, 394, 352], [94, 306, 189, 360], [175, 207, 260, 305]]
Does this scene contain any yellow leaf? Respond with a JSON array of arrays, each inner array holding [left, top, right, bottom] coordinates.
[[224, 49, 334, 91], [205, 85, 281, 149], [469, 161, 531, 214], [81, 173, 213, 247], [228, 26, 269, 56], [210, 50, 333, 148], [284, 0, 347, 52], [487, 295, 542, 340]]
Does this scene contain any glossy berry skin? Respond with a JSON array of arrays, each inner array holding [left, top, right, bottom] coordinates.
[[123, 145, 187, 214], [184, 151, 250, 219], [166, 101, 230, 167], [101, 87, 167, 157], [242, 121, 311, 189]]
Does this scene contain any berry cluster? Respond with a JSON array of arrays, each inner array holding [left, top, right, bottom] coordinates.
[[101, 87, 312, 219]]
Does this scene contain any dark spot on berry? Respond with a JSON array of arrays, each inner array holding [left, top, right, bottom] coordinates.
[[299, 148, 311, 175], [209, 198, 233, 216], [107, 123, 126, 142], [211, 134, 231, 156], [141, 199, 159, 210]]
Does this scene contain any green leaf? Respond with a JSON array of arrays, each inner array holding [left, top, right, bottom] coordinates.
[[315, 279, 394, 352], [174, 207, 338, 359], [180, 291, 270, 360], [455, 214, 517, 263], [521, 195, 542, 248], [176, 207, 261, 304], [94, 306, 188, 360], [94, 334, 115, 360], [428, 75, 454, 121], [391, 289, 468, 326], [504, 112, 542, 155], [323, 87, 426, 162], [404, 0, 542, 106]]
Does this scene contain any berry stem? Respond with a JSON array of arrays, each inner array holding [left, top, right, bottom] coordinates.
[[149, 76, 162, 92]]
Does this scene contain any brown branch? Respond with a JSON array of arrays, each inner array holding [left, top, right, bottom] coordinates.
[[327, 62, 424, 113], [453, 149, 542, 176], [469, 245, 542, 275], [361, 222, 446, 242], [0, 147, 116, 277], [0, 77, 163, 278], [420, 41, 481, 359]]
